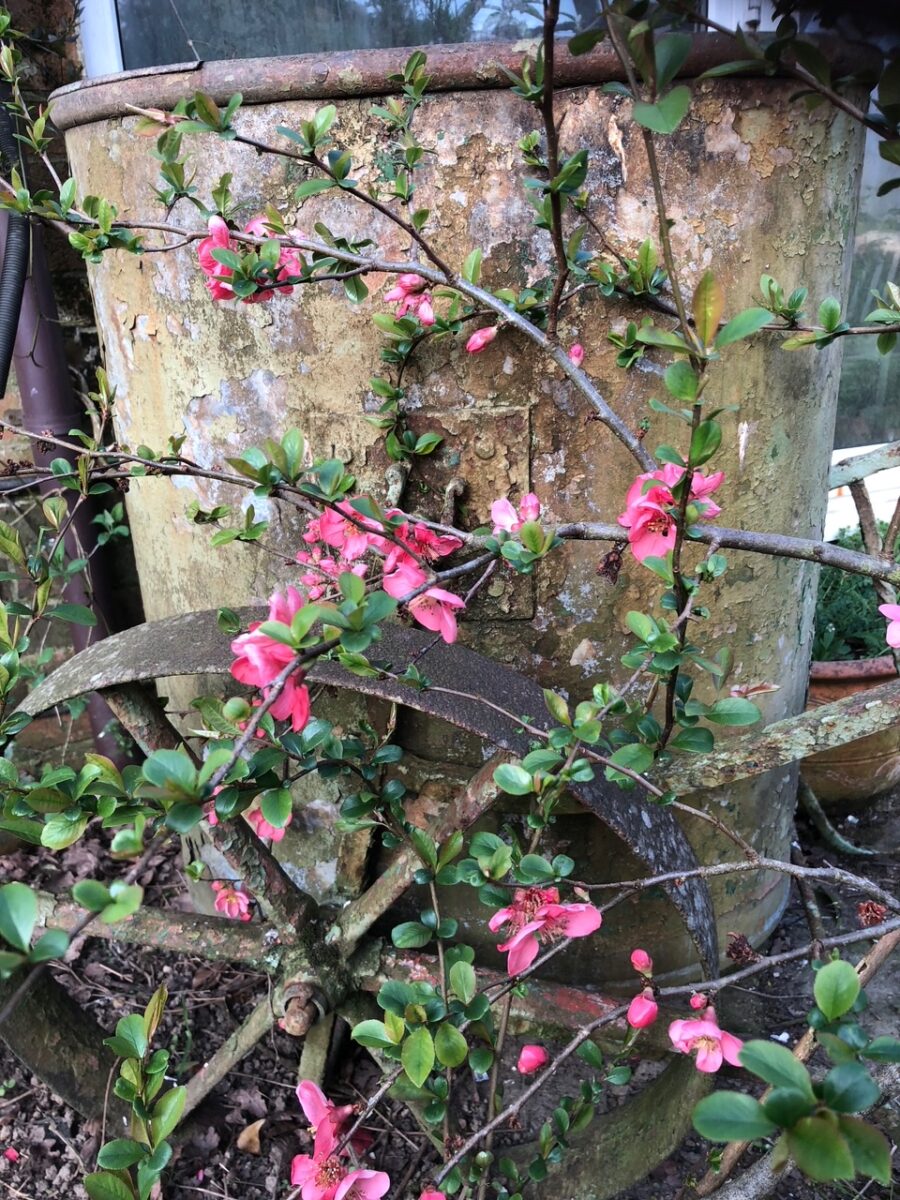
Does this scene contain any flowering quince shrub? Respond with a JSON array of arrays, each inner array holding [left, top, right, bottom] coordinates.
[[0, 5, 899, 1200]]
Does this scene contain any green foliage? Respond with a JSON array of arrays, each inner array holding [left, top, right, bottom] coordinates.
[[812, 524, 898, 661]]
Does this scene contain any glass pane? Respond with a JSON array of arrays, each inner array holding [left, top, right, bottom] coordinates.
[[833, 127, 900, 450], [116, 1, 551, 69]]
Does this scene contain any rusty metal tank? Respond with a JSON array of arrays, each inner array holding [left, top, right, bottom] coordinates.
[[50, 34, 865, 982]]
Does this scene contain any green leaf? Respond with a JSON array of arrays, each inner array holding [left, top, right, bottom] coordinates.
[[655, 32, 692, 91], [150, 1086, 186, 1144], [493, 763, 534, 796], [462, 248, 482, 285], [668, 726, 714, 753], [100, 884, 143, 925], [837, 1116, 892, 1185], [351, 1019, 396, 1049], [97, 1140, 148, 1170], [449, 960, 476, 1005], [664, 360, 698, 401], [692, 270, 725, 347], [568, 28, 605, 55], [391, 921, 432, 949], [0, 882, 37, 952], [739, 1041, 815, 1098], [715, 306, 771, 348], [164, 802, 203, 834], [605, 743, 654, 777], [142, 749, 198, 796], [818, 296, 841, 332], [863, 1036, 900, 1062], [28, 927, 69, 963], [40, 813, 89, 850], [705, 697, 761, 726], [106, 1013, 149, 1061], [49, 603, 98, 626], [689, 419, 721, 467], [402, 1026, 435, 1087], [294, 178, 335, 200], [814, 959, 860, 1021], [692, 1092, 777, 1142], [72, 880, 111, 912], [761, 1086, 815, 1127], [632, 86, 691, 135], [83, 1172, 137, 1200], [821, 1062, 880, 1114], [434, 1022, 468, 1068], [343, 274, 369, 303], [260, 788, 293, 829], [787, 1115, 854, 1182]]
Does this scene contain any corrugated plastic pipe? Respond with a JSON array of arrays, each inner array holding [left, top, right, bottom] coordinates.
[[0, 100, 133, 765]]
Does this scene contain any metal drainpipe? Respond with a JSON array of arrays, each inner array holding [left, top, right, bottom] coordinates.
[[0, 214, 136, 766]]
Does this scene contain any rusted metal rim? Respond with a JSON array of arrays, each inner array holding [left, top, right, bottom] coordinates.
[[810, 655, 899, 683], [48, 33, 872, 132]]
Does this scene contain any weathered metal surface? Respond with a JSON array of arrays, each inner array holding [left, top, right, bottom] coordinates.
[[55, 55, 867, 977], [48, 34, 875, 131]]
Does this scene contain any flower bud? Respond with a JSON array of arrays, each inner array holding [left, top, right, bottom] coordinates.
[[630, 948, 653, 976], [568, 343, 585, 367], [689, 993, 707, 1011], [627, 988, 659, 1030], [517, 1044, 549, 1074], [465, 325, 498, 354]]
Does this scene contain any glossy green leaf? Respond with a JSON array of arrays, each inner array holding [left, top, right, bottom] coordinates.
[[0, 882, 37, 952], [402, 1026, 435, 1087], [692, 1092, 777, 1142], [814, 959, 860, 1021], [632, 86, 691, 135]]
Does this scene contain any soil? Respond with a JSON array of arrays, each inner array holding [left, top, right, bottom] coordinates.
[[0, 786, 897, 1200]]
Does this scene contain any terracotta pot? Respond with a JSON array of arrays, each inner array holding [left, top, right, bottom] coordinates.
[[802, 656, 900, 806]]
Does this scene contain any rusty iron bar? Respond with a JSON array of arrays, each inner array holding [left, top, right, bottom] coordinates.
[[47, 34, 878, 132]]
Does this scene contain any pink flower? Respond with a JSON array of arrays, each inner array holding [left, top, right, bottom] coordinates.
[[618, 467, 724, 564], [197, 214, 301, 303], [384, 273, 435, 325], [212, 880, 252, 922], [382, 557, 428, 600], [627, 988, 659, 1030], [407, 588, 465, 644], [568, 343, 585, 367], [466, 326, 497, 354], [290, 1156, 390, 1200], [319, 502, 381, 561], [490, 493, 542, 536], [245, 802, 292, 843], [490, 887, 602, 976], [420, 1192, 446, 1200], [630, 948, 653, 976], [669, 1009, 743, 1073], [689, 993, 707, 1011], [398, 523, 462, 563], [3, 1149, 18, 1163], [879, 603, 900, 648], [297, 1082, 354, 1150], [230, 588, 313, 733], [516, 1044, 549, 1074]]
